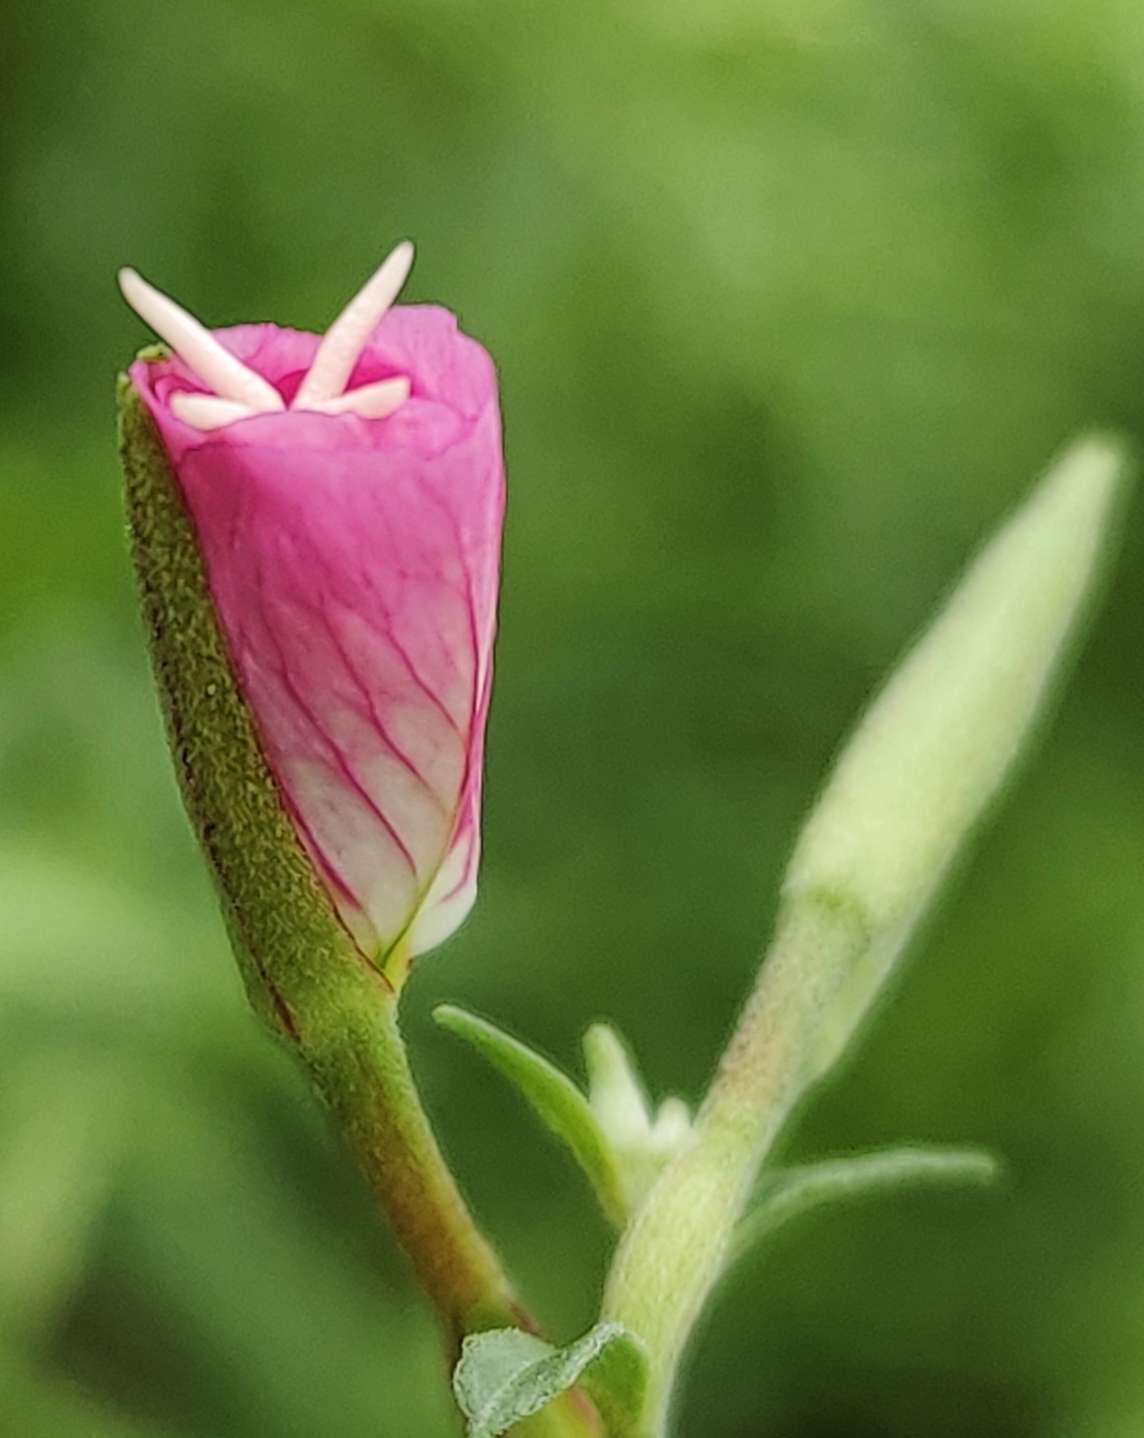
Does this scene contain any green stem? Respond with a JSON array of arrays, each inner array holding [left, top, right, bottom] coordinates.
[[603, 903, 858, 1436], [297, 968, 517, 1339], [290, 958, 599, 1437]]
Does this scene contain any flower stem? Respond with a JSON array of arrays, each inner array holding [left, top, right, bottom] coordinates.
[[603, 437, 1136, 1434], [289, 956, 599, 1436], [297, 967, 517, 1338]]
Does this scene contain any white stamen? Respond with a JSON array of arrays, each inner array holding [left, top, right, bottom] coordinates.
[[302, 377, 411, 419], [118, 268, 285, 412], [170, 393, 258, 430], [294, 241, 414, 406]]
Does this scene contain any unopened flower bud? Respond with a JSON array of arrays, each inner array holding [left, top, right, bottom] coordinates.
[[117, 247, 503, 1023], [779, 433, 1131, 1081]]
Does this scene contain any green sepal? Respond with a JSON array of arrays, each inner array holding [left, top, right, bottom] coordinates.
[[452, 1322, 647, 1438], [434, 1005, 628, 1225], [117, 368, 370, 1042], [732, 1144, 1002, 1264]]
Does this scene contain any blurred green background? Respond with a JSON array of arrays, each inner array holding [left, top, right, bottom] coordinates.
[[2, 1, 1143, 1433]]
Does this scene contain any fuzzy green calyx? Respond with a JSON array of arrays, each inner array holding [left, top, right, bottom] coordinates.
[[117, 370, 373, 1041]]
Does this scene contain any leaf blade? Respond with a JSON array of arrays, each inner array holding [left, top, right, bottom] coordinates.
[[453, 1322, 646, 1438], [734, 1145, 1002, 1263], [434, 1005, 627, 1225]]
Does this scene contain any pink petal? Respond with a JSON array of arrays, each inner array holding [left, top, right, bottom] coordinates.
[[130, 305, 504, 961]]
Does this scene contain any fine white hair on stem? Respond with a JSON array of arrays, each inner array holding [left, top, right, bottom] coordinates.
[[170, 393, 258, 430], [302, 376, 411, 419], [294, 241, 414, 406], [118, 268, 285, 412]]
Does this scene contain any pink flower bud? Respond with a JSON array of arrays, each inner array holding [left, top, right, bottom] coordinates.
[[120, 252, 504, 969]]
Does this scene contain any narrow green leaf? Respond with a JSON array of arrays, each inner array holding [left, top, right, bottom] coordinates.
[[434, 1005, 627, 1225], [733, 1145, 1002, 1263], [452, 1322, 646, 1438]]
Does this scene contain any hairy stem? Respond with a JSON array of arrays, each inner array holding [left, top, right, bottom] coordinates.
[[603, 904, 851, 1435], [601, 439, 1134, 1432], [292, 961, 600, 1437], [297, 966, 519, 1338]]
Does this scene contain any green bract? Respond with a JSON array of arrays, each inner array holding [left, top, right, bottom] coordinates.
[[118, 369, 358, 1043]]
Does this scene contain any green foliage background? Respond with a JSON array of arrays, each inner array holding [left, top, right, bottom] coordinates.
[[2, 2, 1143, 1433]]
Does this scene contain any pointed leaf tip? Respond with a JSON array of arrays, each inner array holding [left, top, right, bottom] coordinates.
[[733, 1145, 1003, 1264], [434, 1005, 628, 1225]]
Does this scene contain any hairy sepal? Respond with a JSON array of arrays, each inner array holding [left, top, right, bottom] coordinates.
[[118, 371, 372, 1042]]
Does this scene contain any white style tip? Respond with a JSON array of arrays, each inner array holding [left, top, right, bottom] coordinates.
[[119, 243, 414, 433], [294, 241, 415, 406], [118, 268, 284, 413]]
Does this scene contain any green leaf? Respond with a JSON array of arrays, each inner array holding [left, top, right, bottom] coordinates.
[[733, 1145, 1002, 1263], [434, 1005, 627, 1224], [452, 1322, 647, 1438]]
